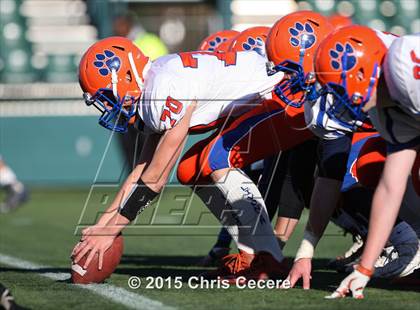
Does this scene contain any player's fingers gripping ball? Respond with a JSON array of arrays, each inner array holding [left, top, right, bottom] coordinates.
[[71, 234, 124, 284]]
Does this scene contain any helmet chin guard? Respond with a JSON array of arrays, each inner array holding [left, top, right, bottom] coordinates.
[[83, 89, 137, 133], [273, 59, 318, 108]]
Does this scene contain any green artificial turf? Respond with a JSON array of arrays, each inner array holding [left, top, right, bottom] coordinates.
[[0, 188, 418, 309]]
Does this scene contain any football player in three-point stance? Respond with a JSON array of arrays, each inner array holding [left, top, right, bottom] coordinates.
[[73, 9, 338, 277], [73, 8, 340, 280], [264, 16, 420, 287], [72, 35, 292, 280], [287, 26, 393, 291], [323, 32, 420, 299], [283, 24, 420, 297], [196, 11, 335, 272], [71, 8, 418, 289], [176, 12, 332, 279], [328, 132, 420, 281], [197, 26, 272, 267]]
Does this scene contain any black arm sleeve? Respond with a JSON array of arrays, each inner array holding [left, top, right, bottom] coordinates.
[[118, 179, 159, 221]]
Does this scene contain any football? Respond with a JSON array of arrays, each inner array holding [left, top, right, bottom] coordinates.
[[71, 234, 124, 284]]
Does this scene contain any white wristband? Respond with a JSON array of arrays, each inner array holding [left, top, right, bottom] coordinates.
[[295, 230, 320, 261]]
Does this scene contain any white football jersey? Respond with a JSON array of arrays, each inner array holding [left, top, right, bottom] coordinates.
[[384, 34, 420, 115], [369, 34, 420, 145], [138, 51, 284, 133]]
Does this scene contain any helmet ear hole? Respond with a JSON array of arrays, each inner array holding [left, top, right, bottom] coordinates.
[[112, 45, 125, 51], [350, 38, 363, 46], [308, 19, 319, 27], [357, 68, 364, 81], [125, 70, 132, 83]]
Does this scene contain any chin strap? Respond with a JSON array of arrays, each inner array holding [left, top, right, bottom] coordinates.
[[108, 52, 151, 105], [128, 52, 151, 92], [111, 68, 118, 98], [108, 52, 151, 100], [298, 35, 306, 67], [364, 62, 379, 105]]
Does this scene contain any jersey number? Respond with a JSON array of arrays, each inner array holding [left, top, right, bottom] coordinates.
[[411, 50, 420, 80], [160, 96, 183, 127], [178, 51, 237, 68]]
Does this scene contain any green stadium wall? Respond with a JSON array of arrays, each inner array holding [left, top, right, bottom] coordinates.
[[0, 116, 207, 186]]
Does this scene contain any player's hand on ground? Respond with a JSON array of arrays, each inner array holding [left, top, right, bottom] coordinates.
[[71, 225, 117, 270], [325, 267, 371, 299], [287, 258, 312, 289]]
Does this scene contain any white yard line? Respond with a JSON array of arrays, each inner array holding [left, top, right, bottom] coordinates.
[[0, 253, 174, 310]]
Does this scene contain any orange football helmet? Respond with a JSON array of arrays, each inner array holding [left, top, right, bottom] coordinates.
[[315, 25, 387, 129], [328, 14, 352, 29], [79, 36, 150, 132], [198, 30, 239, 52], [266, 11, 333, 107], [228, 26, 270, 57]]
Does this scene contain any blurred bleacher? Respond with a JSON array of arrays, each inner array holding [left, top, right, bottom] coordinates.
[[297, 0, 419, 35], [0, 0, 418, 186], [0, 0, 96, 84], [2, 0, 418, 85]]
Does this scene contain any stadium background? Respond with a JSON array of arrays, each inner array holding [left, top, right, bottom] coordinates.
[[1, 0, 419, 186], [1, 1, 420, 309]]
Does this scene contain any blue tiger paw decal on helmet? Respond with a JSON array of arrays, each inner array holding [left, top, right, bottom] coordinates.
[[242, 36, 266, 56], [93, 50, 121, 76], [208, 36, 228, 51], [329, 42, 357, 71], [289, 22, 316, 49]]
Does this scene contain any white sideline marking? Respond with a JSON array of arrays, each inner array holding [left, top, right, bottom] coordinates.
[[0, 253, 174, 310]]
